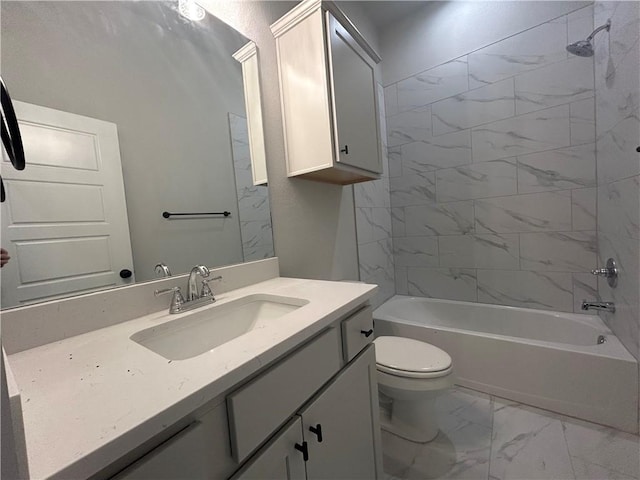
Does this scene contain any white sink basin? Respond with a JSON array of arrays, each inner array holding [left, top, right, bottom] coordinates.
[[131, 294, 309, 360]]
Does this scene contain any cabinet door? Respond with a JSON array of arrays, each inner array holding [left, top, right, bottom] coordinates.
[[229, 417, 307, 480], [326, 13, 382, 174], [299, 344, 383, 480]]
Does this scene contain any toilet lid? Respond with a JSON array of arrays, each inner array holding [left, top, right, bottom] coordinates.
[[374, 336, 452, 375]]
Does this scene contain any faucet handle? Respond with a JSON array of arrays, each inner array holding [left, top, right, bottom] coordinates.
[[155, 286, 185, 313], [201, 276, 222, 298]]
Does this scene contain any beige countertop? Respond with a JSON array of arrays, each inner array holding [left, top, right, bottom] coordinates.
[[6, 277, 376, 479]]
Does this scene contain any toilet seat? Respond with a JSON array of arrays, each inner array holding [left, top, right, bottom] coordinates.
[[374, 336, 452, 379]]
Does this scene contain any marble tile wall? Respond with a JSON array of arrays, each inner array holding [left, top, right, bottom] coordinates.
[[592, 1, 640, 432], [384, 5, 603, 314], [229, 114, 275, 262], [355, 84, 395, 309]]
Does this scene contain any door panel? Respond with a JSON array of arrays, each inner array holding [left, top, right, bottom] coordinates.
[[0, 101, 134, 307], [230, 417, 306, 480], [327, 13, 381, 174], [300, 345, 381, 480]]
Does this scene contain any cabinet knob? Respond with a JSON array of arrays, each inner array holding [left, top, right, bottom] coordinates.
[[360, 328, 374, 338], [340, 145, 349, 154], [309, 424, 323, 443], [294, 441, 309, 461]]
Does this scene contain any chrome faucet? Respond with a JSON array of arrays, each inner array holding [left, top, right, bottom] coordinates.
[[581, 301, 616, 313], [155, 265, 223, 314], [154, 263, 172, 277], [187, 265, 210, 301]]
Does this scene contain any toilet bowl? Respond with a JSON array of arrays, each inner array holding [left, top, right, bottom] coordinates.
[[374, 336, 453, 443]]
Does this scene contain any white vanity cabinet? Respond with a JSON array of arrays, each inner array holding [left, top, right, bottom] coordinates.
[[271, 0, 383, 185], [232, 345, 380, 480], [111, 304, 382, 480]]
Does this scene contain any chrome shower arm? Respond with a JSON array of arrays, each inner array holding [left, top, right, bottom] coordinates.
[[586, 19, 611, 42]]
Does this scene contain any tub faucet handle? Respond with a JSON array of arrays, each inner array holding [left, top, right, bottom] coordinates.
[[591, 258, 618, 288]]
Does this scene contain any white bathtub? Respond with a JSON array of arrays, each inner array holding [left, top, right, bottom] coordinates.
[[374, 296, 638, 434]]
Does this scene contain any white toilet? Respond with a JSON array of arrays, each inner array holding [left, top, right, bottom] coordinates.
[[374, 336, 454, 443]]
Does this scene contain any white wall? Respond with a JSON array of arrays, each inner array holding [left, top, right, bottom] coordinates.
[[203, 1, 381, 281], [380, 1, 590, 86]]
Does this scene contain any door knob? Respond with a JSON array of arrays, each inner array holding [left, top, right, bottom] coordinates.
[[119, 269, 133, 279]]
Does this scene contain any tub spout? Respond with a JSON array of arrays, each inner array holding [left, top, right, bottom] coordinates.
[[581, 301, 615, 313]]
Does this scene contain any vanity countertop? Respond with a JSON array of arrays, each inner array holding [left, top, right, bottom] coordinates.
[[6, 277, 377, 480]]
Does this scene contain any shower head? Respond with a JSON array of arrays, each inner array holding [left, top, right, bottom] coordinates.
[[566, 40, 595, 57], [566, 19, 611, 57]]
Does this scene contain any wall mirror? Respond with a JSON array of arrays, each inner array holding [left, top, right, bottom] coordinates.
[[0, 1, 274, 309]]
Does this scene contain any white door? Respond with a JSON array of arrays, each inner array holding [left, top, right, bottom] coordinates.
[[0, 101, 134, 308]]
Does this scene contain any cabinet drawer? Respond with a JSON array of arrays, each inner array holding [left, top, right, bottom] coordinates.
[[113, 422, 204, 480], [227, 327, 341, 462], [341, 306, 374, 362]]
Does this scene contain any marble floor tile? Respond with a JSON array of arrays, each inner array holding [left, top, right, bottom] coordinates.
[[381, 388, 640, 480], [562, 417, 640, 479], [489, 400, 575, 480], [382, 429, 424, 478]]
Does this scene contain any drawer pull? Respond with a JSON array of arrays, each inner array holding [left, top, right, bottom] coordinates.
[[309, 424, 323, 443], [294, 441, 309, 461], [360, 328, 374, 338]]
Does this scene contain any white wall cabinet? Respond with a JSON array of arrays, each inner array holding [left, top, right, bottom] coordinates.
[[110, 305, 382, 480], [271, 0, 383, 185]]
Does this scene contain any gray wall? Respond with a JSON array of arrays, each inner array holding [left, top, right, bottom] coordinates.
[[592, 0, 640, 430], [1, 1, 247, 281], [379, 2, 602, 314]]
